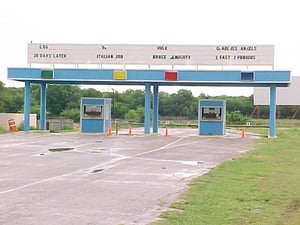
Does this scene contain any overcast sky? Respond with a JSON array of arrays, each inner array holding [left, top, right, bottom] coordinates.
[[0, 0, 298, 96]]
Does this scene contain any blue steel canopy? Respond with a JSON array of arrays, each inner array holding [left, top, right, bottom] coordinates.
[[8, 68, 290, 87], [7, 67, 291, 137]]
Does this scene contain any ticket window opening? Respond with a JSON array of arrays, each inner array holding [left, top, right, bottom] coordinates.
[[83, 104, 103, 119], [201, 107, 222, 121]]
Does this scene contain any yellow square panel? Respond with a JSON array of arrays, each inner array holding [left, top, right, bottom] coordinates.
[[113, 71, 127, 80]]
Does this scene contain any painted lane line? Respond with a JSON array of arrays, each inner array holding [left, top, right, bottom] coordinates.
[[0, 155, 128, 195], [134, 137, 185, 157]]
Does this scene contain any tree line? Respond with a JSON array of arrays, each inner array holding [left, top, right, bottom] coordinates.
[[0, 81, 299, 122]]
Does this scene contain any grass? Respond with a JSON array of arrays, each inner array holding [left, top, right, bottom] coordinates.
[[0, 126, 8, 134], [153, 128, 300, 225]]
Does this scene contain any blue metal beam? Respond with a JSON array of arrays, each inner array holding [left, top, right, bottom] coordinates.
[[153, 84, 159, 133], [269, 84, 277, 137], [144, 83, 151, 134], [39, 82, 47, 130], [7, 68, 291, 87], [24, 81, 31, 131]]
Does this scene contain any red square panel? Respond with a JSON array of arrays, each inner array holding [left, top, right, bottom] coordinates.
[[165, 71, 177, 80]]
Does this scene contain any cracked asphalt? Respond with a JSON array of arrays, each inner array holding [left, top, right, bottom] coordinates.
[[0, 128, 254, 225]]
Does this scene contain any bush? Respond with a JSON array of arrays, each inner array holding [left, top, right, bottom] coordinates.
[[227, 111, 249, 124], [124, 109, 139, 122], [0, 126, 7, 134], [61, 108, 80, 122]]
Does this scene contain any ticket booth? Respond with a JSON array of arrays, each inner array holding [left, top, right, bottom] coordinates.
[[80, 98, 111, 133], [198, 100, 226, 135]]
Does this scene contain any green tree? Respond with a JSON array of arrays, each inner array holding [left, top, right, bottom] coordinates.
[[0, 81, 7, 112], [30, 84, 42, 117], [80, 88, 102, 98], [61, 108, 80, 122], [136, 106, 144, 122], [124, 109, 139, 121], [47, 85, 81, 116], [119, 89, 144, 109], [3, 83, 295, 121], [3, 87, 24, 113], [227, 110, 248, 124], [159, 92, 172, 116], [224, 95, 253, 116], [113, 102, 130, 119], [171, 89, 195, 117]]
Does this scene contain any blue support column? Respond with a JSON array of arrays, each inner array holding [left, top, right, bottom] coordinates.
[[24, 81, 31, 132], [152, 84, 159, 133], [144, 83, 151, 134], [269, 84, 277, 137], [39, 82, 47, 130]]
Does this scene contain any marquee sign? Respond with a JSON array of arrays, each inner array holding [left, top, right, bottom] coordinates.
[[28, 43, 274, 66]]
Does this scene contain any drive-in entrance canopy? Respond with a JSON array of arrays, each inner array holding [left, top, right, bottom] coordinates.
[[8, 43, 289, 137]]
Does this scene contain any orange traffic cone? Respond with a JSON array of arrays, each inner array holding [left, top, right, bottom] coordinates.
[[107, 126, 112, 136], [165, 127, 169, 137], [128, 126, 133, 136], [241, 128, 245, 139]]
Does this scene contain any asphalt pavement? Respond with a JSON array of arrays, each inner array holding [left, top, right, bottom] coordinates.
[[0, 128, 254, 225]]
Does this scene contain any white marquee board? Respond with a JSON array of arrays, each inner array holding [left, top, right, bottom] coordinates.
[[28, 43, 274, 66], [254, 76, 300, 105]]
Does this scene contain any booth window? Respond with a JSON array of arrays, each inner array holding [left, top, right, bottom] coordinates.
[[83, 104, 103, 119], [201, 107, 222, 120]]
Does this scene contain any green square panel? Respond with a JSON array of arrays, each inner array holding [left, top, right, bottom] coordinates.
[[41, 70, 53, 79]]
